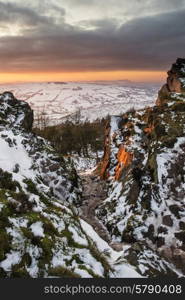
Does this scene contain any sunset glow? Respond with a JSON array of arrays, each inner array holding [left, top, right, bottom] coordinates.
[[0, 71, 166, 84]]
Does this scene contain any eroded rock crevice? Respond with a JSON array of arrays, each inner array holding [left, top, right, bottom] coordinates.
[[79, 172, 111, 243]]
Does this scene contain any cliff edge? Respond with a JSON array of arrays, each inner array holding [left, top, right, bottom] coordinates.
[[97, 58, 185, 275]]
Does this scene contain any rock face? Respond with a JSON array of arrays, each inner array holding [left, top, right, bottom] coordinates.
[[99, 122, 111, 179], [0, 92, 33, 130], [97, 59, 185, 275], [156, 58, 185, 106]]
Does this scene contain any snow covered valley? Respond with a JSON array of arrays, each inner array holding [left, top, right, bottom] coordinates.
[[0, 81, 159, 125]]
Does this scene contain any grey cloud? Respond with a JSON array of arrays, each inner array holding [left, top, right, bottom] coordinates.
[[0, 4, 185, 72], [78, 18, 120, 32], [61, 0, 98, 7], [63, 0, 185, 9], [62, 0, 185, 16], [0, 2, 52, 27]]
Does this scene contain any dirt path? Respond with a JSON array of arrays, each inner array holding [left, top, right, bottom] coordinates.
[[79, 171, 125, 251], [79, 172, 111, 243]]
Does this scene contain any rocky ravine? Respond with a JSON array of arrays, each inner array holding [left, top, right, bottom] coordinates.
[[0, 90, 145, 278], [79, 171, 126, 251], [96, 58, 185, 275], [0, 59, 185, 278]]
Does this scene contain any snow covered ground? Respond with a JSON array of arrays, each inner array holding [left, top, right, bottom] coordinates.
[[0, 81, 159, 125], [80, 219, 142, 278]]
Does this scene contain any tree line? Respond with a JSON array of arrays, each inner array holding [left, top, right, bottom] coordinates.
[[34, 110, 109, 159]]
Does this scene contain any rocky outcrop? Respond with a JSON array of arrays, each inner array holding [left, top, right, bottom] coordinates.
[[156, 58, 185, 106], [0, 91, 33, 130], [97, 59, 185, 275]]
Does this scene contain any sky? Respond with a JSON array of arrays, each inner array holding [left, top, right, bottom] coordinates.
[[0, 0, 185, 82]]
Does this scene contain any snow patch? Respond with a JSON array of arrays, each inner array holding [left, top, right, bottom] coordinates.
[[0, 251, 22, 271], [30, 221, 45, 238]]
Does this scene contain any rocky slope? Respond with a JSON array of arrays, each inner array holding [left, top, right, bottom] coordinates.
[[97, 58, 185, 276], [0, 91, 142, 278]]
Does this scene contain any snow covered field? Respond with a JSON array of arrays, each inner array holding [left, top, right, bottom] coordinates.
[[0, 81, 159, 125]]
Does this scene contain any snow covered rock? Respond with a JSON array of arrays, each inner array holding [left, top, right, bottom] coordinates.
[[97, 60, 185, 275], [0, 91, 33, 130], [156, 58, 185, 106]]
